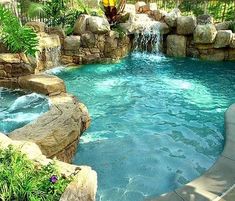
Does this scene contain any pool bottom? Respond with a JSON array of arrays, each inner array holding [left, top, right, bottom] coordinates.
[[54, 53, 235, 201]]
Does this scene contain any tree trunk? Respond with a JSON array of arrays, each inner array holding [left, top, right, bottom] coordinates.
[[203, 0, 208, 14], [222, 1, 227, 22]]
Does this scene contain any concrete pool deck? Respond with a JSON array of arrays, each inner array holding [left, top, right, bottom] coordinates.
[[152, 104, 235, 201]]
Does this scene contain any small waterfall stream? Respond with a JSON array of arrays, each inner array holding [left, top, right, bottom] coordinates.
[[36, 46, 61, 72], [132, 14, 162, 53], [46, 47, 61, 67]]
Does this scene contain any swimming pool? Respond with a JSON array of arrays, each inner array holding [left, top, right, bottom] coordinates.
[[55, 53, 235, 201], [0, 88, 49, 133]]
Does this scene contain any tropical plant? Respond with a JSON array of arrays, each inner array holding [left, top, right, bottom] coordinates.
[[0, 5, 38, 56], [0, 145, 72, 201]]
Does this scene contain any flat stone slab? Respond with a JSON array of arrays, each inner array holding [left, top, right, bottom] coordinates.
[[18, 74, 66, 95], [0, 53, 29, 63]]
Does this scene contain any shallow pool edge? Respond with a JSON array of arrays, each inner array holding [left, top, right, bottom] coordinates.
[[151, 104, 235, 201]]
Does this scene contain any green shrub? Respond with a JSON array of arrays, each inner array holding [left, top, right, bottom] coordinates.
[[0, 5, 38, 56], [112, 24, 126, 39], [0, 145, 72, 201]]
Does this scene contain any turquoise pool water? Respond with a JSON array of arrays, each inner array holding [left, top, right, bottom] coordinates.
[[0, 88, 49, 133], [55, 53, 235, 201]]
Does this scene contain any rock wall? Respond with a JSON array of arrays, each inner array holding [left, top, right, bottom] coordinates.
[[61, 15, 131, 65], [0, 53, 33, 88], [122, 2, 235, 61]]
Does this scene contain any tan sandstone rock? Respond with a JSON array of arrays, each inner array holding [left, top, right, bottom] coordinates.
[[215, 21, 232, 31], [228, 49, 235, 60], [164, 8, 181, 28], [230, 33, 235, 48], [47, 27, 66, 45], [64, 36, 81, 51], [9, 94, 90, 163], [60, 166, 97, 201], [73, 14, 90, 35], [149, 3, 157, 11], [197, 14, 214, 25], [38, 33, 61, 49], [135, 1, 146, 12], [0, 53, 22, 63], [214, 30, 232, 48], [81, 32, 96, 48], [18, 74, 66, 95], [167, 35, 187, 57], [200, 49, 225, 61], [194, 24, 217, 44], [25, 21, 46, 33], [152, 9, 167, 21], [177, 16, 197, 35], [86, 16, 110, 34]]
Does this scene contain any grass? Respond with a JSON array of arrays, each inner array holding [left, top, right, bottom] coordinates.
[[0, 145, 72, 201]]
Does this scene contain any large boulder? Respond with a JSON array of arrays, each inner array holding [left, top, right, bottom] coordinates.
[[215, 21, 232, 31], [47, 27, 66, 45], [73, 14, 89, 35], [167, 35, 187, 57], [135, 1, 146, 12], [152, 9, 167, 21], [25, 21, 46, 33], [124, 4, 136, 15], [194, 24, 217, 44], [200, 49, 225, 61], [197, 14, 214, 25], [38, 33, 61, 49], [149, 3, 157, 11], [9, 94, 88, 162], [64, 36, 81, 51], [177, 16, 197, 35], [59, 166, 97, 201], [81, 32, 96, 48], [214, 30, 232, 48], [86, 16, 110, 34], [228, 49, 235, 60], [164, 8, 181, 28], [230, 33, 235, 48]]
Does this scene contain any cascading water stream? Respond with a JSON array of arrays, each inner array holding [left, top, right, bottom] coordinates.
[[132, 14, 162, 53]]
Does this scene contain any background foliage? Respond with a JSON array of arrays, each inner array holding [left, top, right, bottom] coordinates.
[[0, 4, 38, 56]]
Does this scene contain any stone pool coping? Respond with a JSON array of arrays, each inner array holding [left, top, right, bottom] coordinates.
[[152, 104, 235, 201]]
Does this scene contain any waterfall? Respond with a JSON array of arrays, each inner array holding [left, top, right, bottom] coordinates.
[[36, 46, 61, 72], [131, 14, 163, 53], [45, 47, 61, 68]]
